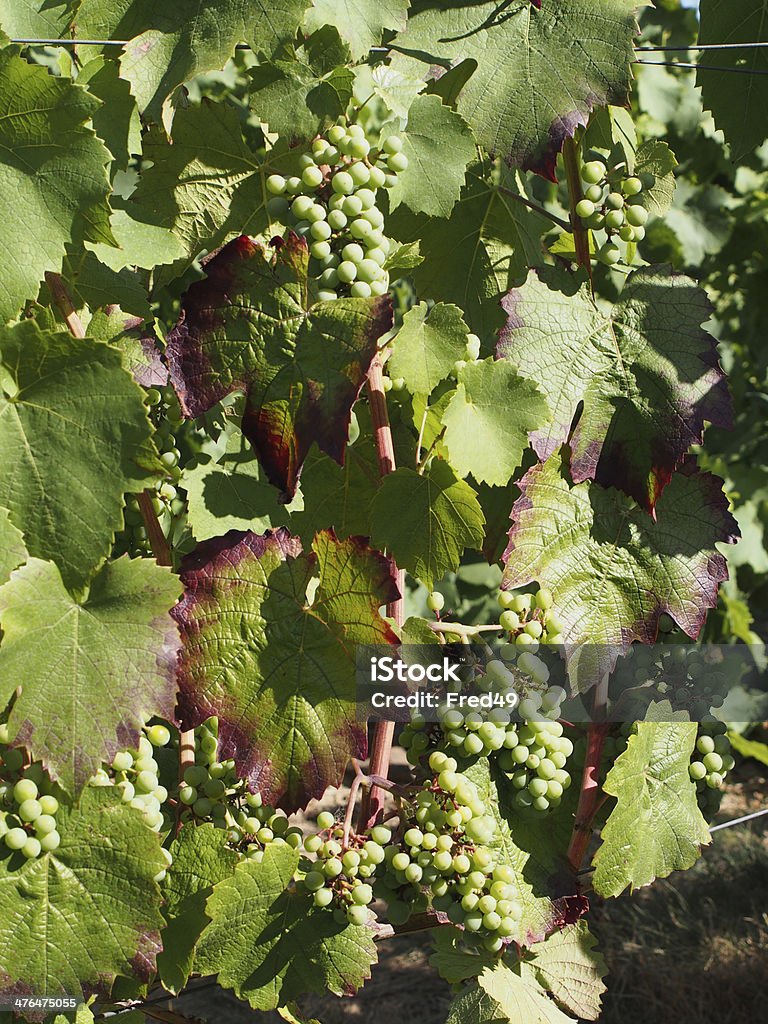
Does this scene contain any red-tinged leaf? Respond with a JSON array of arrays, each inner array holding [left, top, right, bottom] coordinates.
[[497, 266, 732, 512], [116, 318, 168, 388], [166, 233, 392, 499], [173, 528, 398, 810], [501, 452, 738, 685]]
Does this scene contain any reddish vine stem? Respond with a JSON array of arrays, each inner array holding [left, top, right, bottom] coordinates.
[[359, 351, 405, 831], [562, 136, 593, 283], [567, 675, 610, 872], [44, 272, 86, 339]]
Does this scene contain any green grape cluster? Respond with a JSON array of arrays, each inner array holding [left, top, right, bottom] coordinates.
[[377, 753, 523, 951], [575, 158, 648, 266], [689, 719, 734, 815], [497, 586, 564, 647], [178, 717, 243, 827], [230, 790, 303, 862], [496, 720, 573, 813], [264, 116, 410, 300], [612, 644, 731, 719], [88, 722, 172, 832], [0, 726, 62, 861], [298, 810, 382, 925]]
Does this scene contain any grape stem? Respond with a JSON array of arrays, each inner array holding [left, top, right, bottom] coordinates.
[[360, 351, 405, 830], [44, 272, 86, 339], [496, 186, 572, 232], [429, 621, 503, 637], [343, 759, 367, 846], [567, 674, 610, 872], [416, 427, 446, 474], [136, 491, 173, 567], [562, 136, 593, 282]]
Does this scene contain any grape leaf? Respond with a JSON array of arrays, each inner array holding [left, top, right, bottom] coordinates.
[[108, 318, 168, 388], [120, 0, 309, 122], [593, 722, 711, 897], [305, 0, 409, 59], [697, 0, 768, 161], [196, 841, 377, 1008], [173, 528, 398, 810], [392, 0, 639, 179], [502, 453, 739, 679], [183, 427, 298, 542], [497, 265, 732, 513], [0, 41, 113, 322], [0, 320, 160, 589], [583, 105, 637, 173], [634, 140, 677, 217], [388, 301, 470, 394], [384, 95, 476, 218], [389, 167, 547, 343], [250, 27, 354, 140], [442, 358, 549, 486], [370, 462, 485, 589], [126, 103, 300, 282], [0, 788, 165, 1005], [60, 248, 151, 319], [167, 233, 392, 500], [446, 962, 576, 1024], [157, 823, 239, 994], [0, 508, 25, 585], [86, 208, 187, 272], [77, 56, 142, 172], [0, 557, 181, 793], [523, 922, 607, 1022]]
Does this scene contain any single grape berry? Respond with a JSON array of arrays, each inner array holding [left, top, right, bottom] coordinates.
[[581, 160, 606, 184], [427, 591, 445, 613], [575, 199, 595, 219]]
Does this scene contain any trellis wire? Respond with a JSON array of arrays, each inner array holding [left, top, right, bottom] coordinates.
[[635, 59, 768, 75], [709, 806, 768, 833]]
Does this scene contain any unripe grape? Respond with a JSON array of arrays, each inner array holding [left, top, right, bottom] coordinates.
[[40, 830, 61, 852], [605, 192, 624, 209], [349, 161, 371, 186], [356, 187, 376, 209], [370, 279, 389, 296], [383, 135, 403, 155], [387, 152, 409, 173], [599, 242, 621, 265], [316, 810, 335, 830], [689, 761, 707, 781], [366, 246, 387, 266], [302, 165, 323, 189], [586, 211, 605, 230], [318, 289, 338, 301], [13, 779, 38, 804], [575, 199, 595, 219], [22, 836, 42, 859], [342, 194, 364, 217], [193, 797, 213, 817], [582, 161, 606, 184], [337, 261, 358, 283], [584, 184, 603, 203], [623, 177, 643, 195], [332, 171, 354, 194], [328, 124, 346, 145], [350, 218, 373, 240], [291, 195, 313, 219], [147, 724, 171, 747], [327, 209, 347, 231], [342, 242, 364, 263], [619, 224, 635, 242], [350, 281, 372, 297], [18, 799, 42, 822], [605, 210, 625, 231], [39, 795, 58, 815], [266, 174, 286, 195], [625, 204, 648, 227], [5, 827, 27, 851], [311, 220, 332, 241], [633, 225, 646, 241], [310, 240, 331, 260], [306, 203, 327, 224], [499, 610, 520, 633]]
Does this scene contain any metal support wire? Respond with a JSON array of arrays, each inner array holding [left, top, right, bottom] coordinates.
[[634, 59, 768, 75], [709, 806, 768, 833], [638, 42, 768, 51]]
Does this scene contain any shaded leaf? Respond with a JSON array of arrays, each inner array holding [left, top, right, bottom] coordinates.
[[0, 508, 26, 586], [305, 0, 409, 59], [167, 233, 391, 499], [174, 529, 398, 809], [0, 320, 160, 589], [196, 841, 377, 1007], [0, 557, 181, 793], [497, 266, 731, 512], [446, 961, 575, 1024], [523, 922, 606, 1022], [370, 462, 484, 589]]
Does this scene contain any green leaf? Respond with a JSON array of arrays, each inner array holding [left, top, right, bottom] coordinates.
[[383, 239, 423, 274], [430, 927, 498, 985], [86, 208, 187, 272], [385, 95, 476, 218], [126, 102, 299, 281], [442, 359, 549, 486], [183, 427, 298, 542], [728, 730, 768, 766], [77, 56, 142, 171], [446, 961, 576, 1024], [291, 406, 381, 545], [0, 320, 160, 589], [593, 722, 711, 897], [370, 462, 484, 589], [196, 843, 377, 1008], [0, 557, 181, 793], [0, 507, 26, 585], [61, 247, 151, 318], [305, 0, 409, 59], [583, 105, 637, 172], [634, 139, 677, 216], [393, 0, 639, 178], [0, 42, 113, 321], [174, 529, 398, 809], [167, 233, 391, 499], [502, 454, 738, 674], [0, 788, 165, 1004], [524, 922, 607, 1022], [389, 168, 548, 343], [388, 301, 470, 395], [250, 28, 354, 140], [697, 0, 768, 160], [157, 823, 239, 993], [120, 0, 309, 121], [497, 266, 731, 512]]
